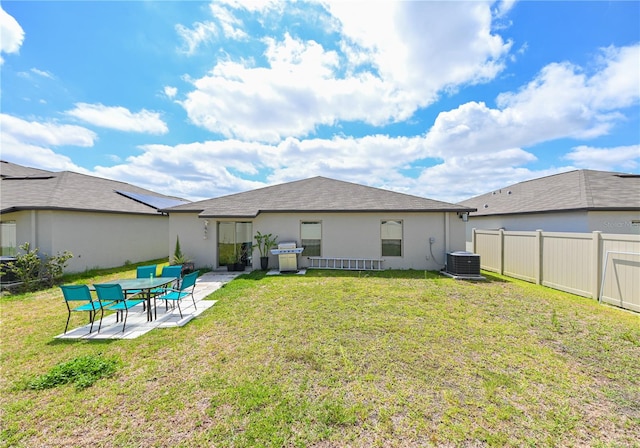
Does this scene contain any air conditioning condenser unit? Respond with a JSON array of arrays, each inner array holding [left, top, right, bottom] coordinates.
[[443, 251, 484, 279]]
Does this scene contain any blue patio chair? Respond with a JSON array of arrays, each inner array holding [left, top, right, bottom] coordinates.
[[152, 265, 183, 310], [60, 284, 113, 334], [155, 271, 198, 319], [94, 284, 145, 333], [161, 265, 183, 283], [136, 265, 157, 279], [129, 264, 158, 308]]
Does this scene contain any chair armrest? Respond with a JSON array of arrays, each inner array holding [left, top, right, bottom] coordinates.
[[158, 287, 181, 295]]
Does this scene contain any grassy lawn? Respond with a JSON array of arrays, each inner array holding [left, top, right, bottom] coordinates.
[[1, 267, 639, 447]]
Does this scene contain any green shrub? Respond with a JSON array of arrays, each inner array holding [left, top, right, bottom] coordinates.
[[172, 235, 191, 265], [27, 354, 119, 391], [2, 242, 72, 292]]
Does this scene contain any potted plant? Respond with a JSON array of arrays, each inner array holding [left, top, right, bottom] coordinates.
[[254, 231, 278, 270], [227, 244, 248, 271], [172, 236, 194, 274]]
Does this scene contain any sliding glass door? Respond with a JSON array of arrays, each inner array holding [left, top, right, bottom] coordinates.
[[218, 222, 253, 267]]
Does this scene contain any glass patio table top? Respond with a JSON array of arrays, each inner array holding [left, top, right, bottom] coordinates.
[[93, 277, 178, 322], [112, 277, 177, 291]]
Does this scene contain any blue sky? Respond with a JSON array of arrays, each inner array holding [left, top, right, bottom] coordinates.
[[1, 1, 639, 203]]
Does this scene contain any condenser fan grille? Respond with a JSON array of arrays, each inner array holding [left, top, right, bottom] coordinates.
[[446, 251, 481, 276]]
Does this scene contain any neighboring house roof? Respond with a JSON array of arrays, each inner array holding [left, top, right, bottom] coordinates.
[[459, 169, 640, 217], [165, 176, 475, 218], [0, 160, 190, 215]]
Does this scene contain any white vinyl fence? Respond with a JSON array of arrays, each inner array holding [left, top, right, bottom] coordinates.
[[472, 229, 640, 312]]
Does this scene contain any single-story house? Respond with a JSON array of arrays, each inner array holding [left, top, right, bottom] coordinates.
[[163, 176, 476, 271], [458, 169, 640, 249], [0, 160, 189, 273]]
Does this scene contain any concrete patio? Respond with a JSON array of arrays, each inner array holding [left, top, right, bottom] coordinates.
[[56, 271, 242, 340]]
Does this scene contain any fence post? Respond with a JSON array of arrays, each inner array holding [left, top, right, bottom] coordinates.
[[535, 229, 543, 285], [499, 228, 504, 275], [592, 231, 602, 300]]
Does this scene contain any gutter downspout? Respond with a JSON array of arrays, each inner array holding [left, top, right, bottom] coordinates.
[[444, 212, 450, 255], [30, 210, 37, 249]]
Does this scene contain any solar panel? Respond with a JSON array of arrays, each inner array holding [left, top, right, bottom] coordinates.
[[116, 190, 189, 210]]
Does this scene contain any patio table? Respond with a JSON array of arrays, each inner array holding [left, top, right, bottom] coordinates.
[[109, 277, 177, 322]]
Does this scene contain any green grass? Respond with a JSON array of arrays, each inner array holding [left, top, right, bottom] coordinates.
[[1, 267, 639, 447], [25, 353, 120, 391]]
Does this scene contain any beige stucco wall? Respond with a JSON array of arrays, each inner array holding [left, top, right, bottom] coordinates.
[[465, 210, 640, 251], [168, 212, 217, 269], [3, 210, 169, 273], [170, 211, 467, 271], [588, 211, 640, 235]]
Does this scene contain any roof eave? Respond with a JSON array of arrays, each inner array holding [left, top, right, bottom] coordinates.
[[0, 205, 166, 216], [470, 206, 640, 217], [199, 207, 476, 218], [160, 207, 206, 214]]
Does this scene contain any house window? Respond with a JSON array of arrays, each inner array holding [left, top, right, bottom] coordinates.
[[0, 221, 17, 256], [301, 221, 321, 256], [381, 220, 402, 256], [218, 221, 253, 266]]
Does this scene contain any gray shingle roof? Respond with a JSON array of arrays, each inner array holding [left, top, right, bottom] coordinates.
[[1, 161, 189, 215], [459, 169, 640, 217], [0, 161, 53, 178], [166, 176, 475, 217]]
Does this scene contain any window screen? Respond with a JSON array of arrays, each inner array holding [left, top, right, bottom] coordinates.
[[381, 220, 402, 256], [0, 221, 17, 256], [301, 221, 321, 257]]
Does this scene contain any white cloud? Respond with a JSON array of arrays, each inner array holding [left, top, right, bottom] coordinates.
[[209, 3, 247, 40], [175, 20, 218, 55], [32, 37, 637, 204], [216, 0, 280, 13], [30, 68, 54, 79], [85, 133, 429, 201], [329, 1, 510, 89], [589, 45, 640, 111], [0, 114, 95, 173], [422, 44, 640, 159], [84, 133, 574, 204], [164, 86, 178, 99], [563, 145, 640, 171], [181, 35, 352, 142], [494, 0, 517, 19], [0, 133, 89, 173], [93, 140, 269, 200], [414, 148, 545, 203], [136, 42, 640, 202], [4, 2, 637, 206], [65, 103, 169, 135], [179, 1, 511, 142], [0, 113, 97, 147], [16, 67, 55, 82], [0, 6, 24, 64], [17, 124, 630, 205]]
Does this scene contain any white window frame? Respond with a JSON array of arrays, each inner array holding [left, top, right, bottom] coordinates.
[[301, 221, 322, 257], [0, 221, 17, 256], [381, 219, 403, 257]]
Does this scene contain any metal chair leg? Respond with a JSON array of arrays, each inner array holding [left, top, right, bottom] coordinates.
[[122, 309, 129, 333]]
